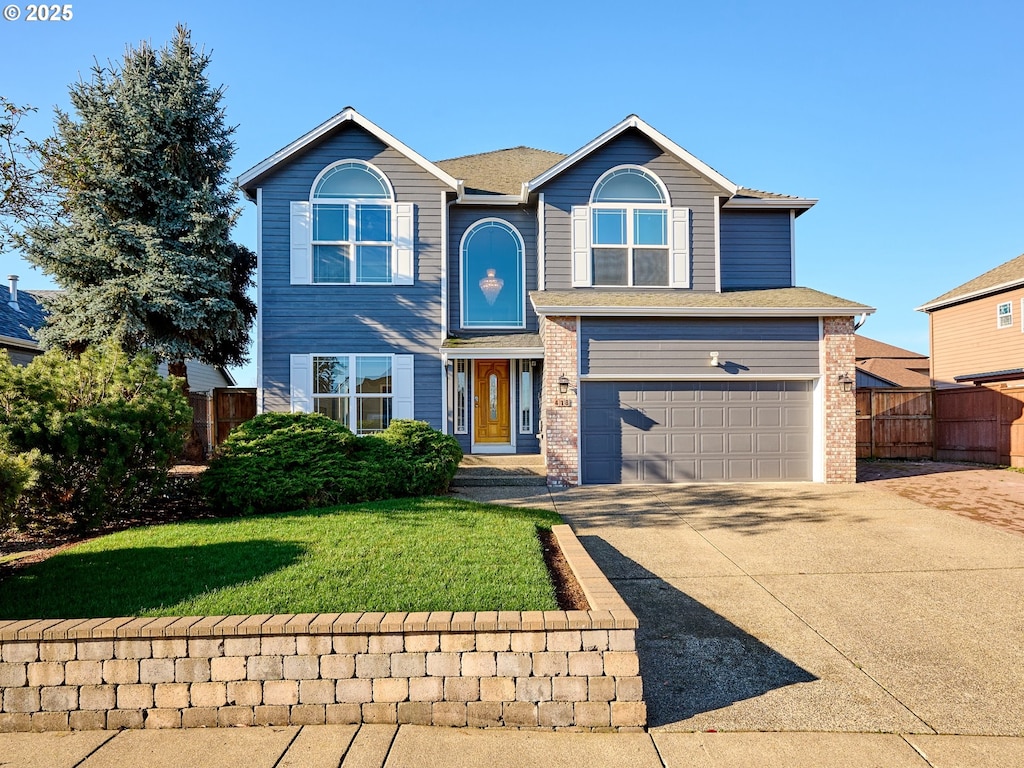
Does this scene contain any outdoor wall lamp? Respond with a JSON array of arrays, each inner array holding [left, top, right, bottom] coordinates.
[[838, 373, 854, 392], [558, 375, 570, 394], [709, 351, 720, 367]]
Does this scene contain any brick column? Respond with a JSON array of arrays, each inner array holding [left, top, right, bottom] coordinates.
[[823, 316, 856, 483], [540, 316, 579, 487]]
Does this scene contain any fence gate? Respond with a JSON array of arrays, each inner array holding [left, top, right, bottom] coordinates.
[[213, 388, 257, 446], [855, 388, 934, 459]]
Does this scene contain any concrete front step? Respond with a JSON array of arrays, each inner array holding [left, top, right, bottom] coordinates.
[[453, 455, 547, 487]]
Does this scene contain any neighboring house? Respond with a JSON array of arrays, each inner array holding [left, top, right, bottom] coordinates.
[[1, 275, 234, 390], [1, 276, 51, 365], [918, 253, 1024, 387], [237, 108, 873, 485], [855, 335, 930, 388]]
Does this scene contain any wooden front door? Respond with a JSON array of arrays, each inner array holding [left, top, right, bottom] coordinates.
[[474, 360, 511, 444]]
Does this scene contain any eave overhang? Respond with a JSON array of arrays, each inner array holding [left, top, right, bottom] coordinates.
[[916, 277, 1024, 313], [526, 115, 739, 196], [237, 107, 460, 201]]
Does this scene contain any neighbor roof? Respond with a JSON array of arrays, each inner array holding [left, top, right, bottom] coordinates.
[[529, 287, 875, 317], [0, 288, 49, 349], [855, 336, 927, 361], [918, 253, 1024, 311]]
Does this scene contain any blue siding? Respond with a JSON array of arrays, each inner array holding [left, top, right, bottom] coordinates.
[[720, 210, 793, 289], [539, 129, 729, 292], [257, 124, 450, 428], [581, 317, 820, 377], [448, 206, 539, 334]]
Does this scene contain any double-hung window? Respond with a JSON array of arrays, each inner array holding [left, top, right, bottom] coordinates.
[[591, 168, 669, 286], [571, 165, 689, 288], [997, 301, 1013, 328], [290, 353, 414, 433], [289, 160, 415, 286], [312, 162, 393, 284]]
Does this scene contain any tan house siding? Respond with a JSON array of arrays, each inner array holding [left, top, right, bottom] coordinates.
[[930, 285, 1024, 387]]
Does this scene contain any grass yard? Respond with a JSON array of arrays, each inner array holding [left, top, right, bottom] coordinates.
[[0, 498, 563, 618]]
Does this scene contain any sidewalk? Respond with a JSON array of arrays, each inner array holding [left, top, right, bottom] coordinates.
[[3, 724, 1023, 767]]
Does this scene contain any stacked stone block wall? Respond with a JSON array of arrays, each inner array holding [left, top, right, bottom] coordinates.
[[824, 316, 857, 483], [540, 316, 579, 486], [0, 527, 643, 732]]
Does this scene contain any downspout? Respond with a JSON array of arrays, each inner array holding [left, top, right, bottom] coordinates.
[[853, 313, 867, 331]]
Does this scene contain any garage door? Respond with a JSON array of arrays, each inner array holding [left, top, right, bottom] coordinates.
[[580, 380, 813, 483]]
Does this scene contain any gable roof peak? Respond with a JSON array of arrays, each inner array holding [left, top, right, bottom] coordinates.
[[527, 113, 739, 195], [237, 106, 459, 197]]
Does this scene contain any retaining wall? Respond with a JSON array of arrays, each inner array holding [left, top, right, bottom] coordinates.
[[0, 525, 644, 732]]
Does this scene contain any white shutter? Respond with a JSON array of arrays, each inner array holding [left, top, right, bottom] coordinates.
[[670, 206, 690, 288], [392, 354, 415, 420], [290, 354, 312, 413], [571, 205, 591, 287], [392, 203, 415, 285], [290, 201, 312, 285]]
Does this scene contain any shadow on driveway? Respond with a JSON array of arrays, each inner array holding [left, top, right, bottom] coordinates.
[[580, 535, 816, 727]]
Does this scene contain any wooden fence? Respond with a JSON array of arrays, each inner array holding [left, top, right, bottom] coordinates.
[[186, 388, 257, 458], [856, 388, 934, 459], [934, 385, 1024, 466], [856, 384, 1024, 466]]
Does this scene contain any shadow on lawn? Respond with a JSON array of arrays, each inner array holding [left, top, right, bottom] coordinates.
[[0, 540, 305, 619], [578, 536, 817, 727]]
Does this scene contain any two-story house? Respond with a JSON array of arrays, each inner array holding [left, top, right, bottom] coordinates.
[[918, 253, 1024, 387], [237, 108, 872, 485]]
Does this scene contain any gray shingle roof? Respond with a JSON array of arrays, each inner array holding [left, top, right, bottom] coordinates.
[[0, 288, 49, 348], [920, 253, 1024, 310], [442, 333, 543, 349], [435, 147, 804, 201], [435, 147, 566, 196], [530, 287, 874, 315]]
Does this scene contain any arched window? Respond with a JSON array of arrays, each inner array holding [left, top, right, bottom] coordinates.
[[590, 166, 670, 286], [461, 219, 525, 328], [310, 160, 394, 284]]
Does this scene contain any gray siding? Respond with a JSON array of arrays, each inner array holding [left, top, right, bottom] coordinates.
[[158, 361, 231, 393], [258, 124, 449, 427], [540, 129, 728, 292], [448, 206, 539, 334], [720, 210, 793, 289], [581, 318, 820, 377], [1, 346, 39, 366]]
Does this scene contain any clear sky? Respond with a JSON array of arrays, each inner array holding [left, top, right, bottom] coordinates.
[[2, 0, 1022, 386]]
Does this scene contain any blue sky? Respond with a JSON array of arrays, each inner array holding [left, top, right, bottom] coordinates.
[[2, 1, 1022, 385]]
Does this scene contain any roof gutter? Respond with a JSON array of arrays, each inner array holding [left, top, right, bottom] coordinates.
[[916, 277, 1024, 312], [529, 304, 876, 318]]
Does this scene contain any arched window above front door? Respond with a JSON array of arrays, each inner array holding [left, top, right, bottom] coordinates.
[[461, 219, 525, 329]]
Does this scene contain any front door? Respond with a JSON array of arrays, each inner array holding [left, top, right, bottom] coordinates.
[[474, 359, 511, 444]]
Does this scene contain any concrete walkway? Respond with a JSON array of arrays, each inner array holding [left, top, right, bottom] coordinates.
[[4, 723, 1023, 767], [4, 480, 1024, 766]]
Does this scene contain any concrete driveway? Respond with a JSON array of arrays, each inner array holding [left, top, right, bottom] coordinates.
[[533, 482, 1024, 736]]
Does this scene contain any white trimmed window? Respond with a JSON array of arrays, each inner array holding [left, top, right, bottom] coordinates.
[[289, 353, 414, 434], [571, 166, 690, 288], [519, 363, 533, 434], [997, 301, 1012, 328], [289, 160, 414, 286], [454, 359, 468, 434]]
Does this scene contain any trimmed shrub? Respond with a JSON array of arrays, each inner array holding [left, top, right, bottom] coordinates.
[[201, 412, 360, 515], [201, 415, 463, 514], [0, 343, 192, 530]]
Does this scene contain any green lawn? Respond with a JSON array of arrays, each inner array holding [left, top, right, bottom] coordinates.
[[0, 498, 563, 618]]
